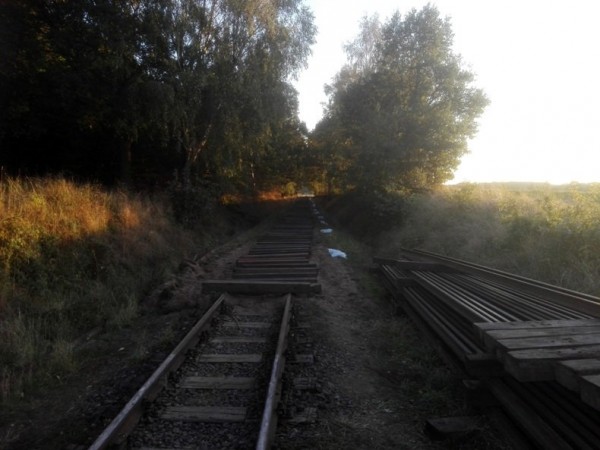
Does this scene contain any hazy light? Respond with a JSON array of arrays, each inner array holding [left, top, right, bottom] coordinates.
[[294, 0, 600, 184]]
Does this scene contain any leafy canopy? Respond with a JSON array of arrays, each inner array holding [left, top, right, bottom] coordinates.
[[0, 0, 316, 191], [313, 5, 489, 193]]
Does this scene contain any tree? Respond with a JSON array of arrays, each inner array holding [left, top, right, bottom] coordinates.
[[316, 5, 488, 193], [0, 0, 316, 192]]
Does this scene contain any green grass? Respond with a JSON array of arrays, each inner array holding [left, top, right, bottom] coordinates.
[[379, 182, 600, 296], [0, 176, 225, 401]]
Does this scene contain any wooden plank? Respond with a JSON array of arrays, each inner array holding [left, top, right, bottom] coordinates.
[[236, 262, 318, 269], [555, 359, 600, 391], [293, 377, 318, 391], [237, 255, 310, 260], [202, 280, 321, 294], [495, 332, 600, 354], [232, 273, 318, 280], [580, 374, 600, 411], [504, 344, 600, 381], [180, 376, 255, 389], [135, 447, 196, 450], [481, 325, 600, 351], [474, 319, 600, 341], [249, 250, 310, 256], [424, 416, 481, 440], [198, 354, 262, 363], [161, 405, 246, 422], [222, 321, 271, 328], [210, 336, 267, 344], [233, 267, 318, 274]]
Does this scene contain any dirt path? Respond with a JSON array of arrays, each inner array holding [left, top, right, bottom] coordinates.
[[275, 228, 512, 449]]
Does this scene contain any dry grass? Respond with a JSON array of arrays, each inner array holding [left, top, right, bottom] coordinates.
[[380, 183, 600, 296], [0, 176, 211, 401]]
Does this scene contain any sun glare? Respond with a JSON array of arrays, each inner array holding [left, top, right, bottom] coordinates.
[[296, 0, 600, 184]]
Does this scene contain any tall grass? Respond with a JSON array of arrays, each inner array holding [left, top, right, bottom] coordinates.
[[0, 177, 209, 401], [380, 183, 600, 296]]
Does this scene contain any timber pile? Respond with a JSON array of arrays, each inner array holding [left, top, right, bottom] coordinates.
[[476, 319, 600, 410], [376, 249, 600, 449], [203, 200, 321, 294]]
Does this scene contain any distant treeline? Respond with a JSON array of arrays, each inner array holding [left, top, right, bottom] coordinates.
[[1, 3, 488, 195], [0, 1, 315, 190]]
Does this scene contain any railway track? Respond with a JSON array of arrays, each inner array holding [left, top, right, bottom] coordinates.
[[88, 200, 319, 450], [376, 249, 600, 449], [90, 197, 600, 449]]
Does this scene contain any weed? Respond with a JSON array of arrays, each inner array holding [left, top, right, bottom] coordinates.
[[109, 295, 138, 329], [49, 338, 76, 374], [380, 183, 600, 296], [0, 176, 218, 401]]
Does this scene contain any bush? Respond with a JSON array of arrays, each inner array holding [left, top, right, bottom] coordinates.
[[0, 177, 206, 400], [380, 183, 600, 296]]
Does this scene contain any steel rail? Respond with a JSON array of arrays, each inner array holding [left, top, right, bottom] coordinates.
[[377, 253, 600, 447], [88, 294, 226, 450], [447, 273, 590, 320], [401, 248, 600, 317], [412, 270, 521, 322], [461, 274, 592, 319], [404, 287, 484, 356], [256, 294, 293, 450], [445, 272, 571, 321]]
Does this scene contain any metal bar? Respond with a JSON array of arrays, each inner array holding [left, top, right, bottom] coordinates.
[[400, 249, 600, 317], [256, 294, 293, 450]]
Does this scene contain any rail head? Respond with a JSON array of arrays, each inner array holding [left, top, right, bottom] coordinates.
[[256, 293, 293, 450]]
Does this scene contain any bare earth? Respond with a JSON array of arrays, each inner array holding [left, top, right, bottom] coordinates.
[[0, 205, 511, 450]]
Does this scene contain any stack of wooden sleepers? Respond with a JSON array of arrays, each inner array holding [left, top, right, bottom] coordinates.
[[376, 249, 600, 449], [203, 200, 321, 295]]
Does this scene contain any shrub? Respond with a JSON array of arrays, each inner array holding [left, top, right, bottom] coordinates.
[[380, 183, 600, 296], [0, 177, 207, 400]]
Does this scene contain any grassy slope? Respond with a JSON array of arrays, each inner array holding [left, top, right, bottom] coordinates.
[[319, 183, 600, 297], [380, 183, 600, 296], [0, 177, 234, 401]]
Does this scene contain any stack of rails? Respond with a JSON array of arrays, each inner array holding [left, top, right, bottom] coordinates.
[[376, 249, 600, 449]]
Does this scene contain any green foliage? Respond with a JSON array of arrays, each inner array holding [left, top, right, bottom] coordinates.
[[0, 176, 216, 401], [382, 183, 600, 296], [312, 6, 488, 193], [0, 0, 316, 190], [168, 179, 218, 229], [321, 191, 408, 242], [282, 182, 297, 197]]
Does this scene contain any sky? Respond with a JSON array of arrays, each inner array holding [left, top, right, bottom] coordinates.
[[293, 0, 600, 184]]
